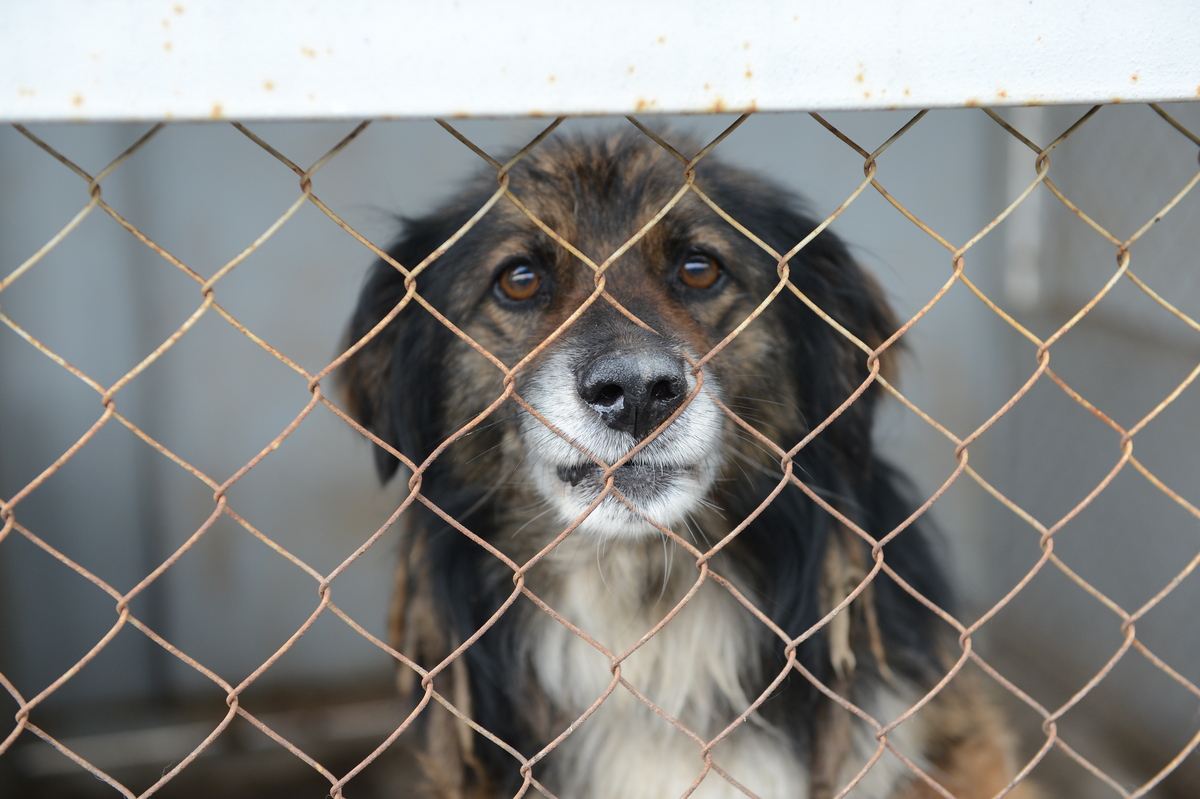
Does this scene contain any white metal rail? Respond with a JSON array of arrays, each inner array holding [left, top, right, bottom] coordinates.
[[2, 0, 1199, 123]]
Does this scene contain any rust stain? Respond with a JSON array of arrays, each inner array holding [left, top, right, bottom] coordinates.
[[71, 93, 83, 107], [173, 3, 184, 13], [628, 66, 635, 74], [904, 88, 911, 96], [326, 48, 333, 55], [743, 41, 750, 50], [998, 89, 1008, 98], [657, 36, 666, 44], [855, 73, 864, 83], [635, 98, 648, 111], [745, 69, 753, 79], [1131, 73, 1139, 82], [162, 18, 170, 29], [210, 102, 224, 118], [163, 41, 173, 52], [965, 98, 980, 107], [300, 47, 316, 58], [18, 87, 34, 96], [863, 91, 871, 99], [710, 98, 726, 113], [1195, 85, 1200, 96], [264, 80, 276, 91], [704, 82, 711, 90], [548, 75, 556, 84]]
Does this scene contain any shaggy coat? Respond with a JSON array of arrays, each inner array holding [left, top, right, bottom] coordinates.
[[342, 131, 1031, 799]]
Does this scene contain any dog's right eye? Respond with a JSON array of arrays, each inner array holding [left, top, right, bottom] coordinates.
[[496, 262, 541, 301], [679, 254, 722, 290]]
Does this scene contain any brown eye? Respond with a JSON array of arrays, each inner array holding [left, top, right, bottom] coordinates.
[[497, 262, 541, 301], [679, 254, 721, 289]]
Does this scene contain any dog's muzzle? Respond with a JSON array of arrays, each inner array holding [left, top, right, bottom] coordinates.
[[518, 333, 723, 539]]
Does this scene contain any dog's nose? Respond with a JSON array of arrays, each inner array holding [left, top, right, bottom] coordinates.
[[577, 349, 689, 439]]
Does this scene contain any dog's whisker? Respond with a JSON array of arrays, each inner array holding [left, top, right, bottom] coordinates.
[[722, 411, 772, 430], [656, 529, 673, 607], [507, 504, 560, 540], [721, 446, 761, 487], [594, 533, 613, 598], [692, 494, 725, 519], [453, 447, 545, 522], [682, 514, 712, 551], [726, 431, 785, 465], [454, 409, 523, 431]]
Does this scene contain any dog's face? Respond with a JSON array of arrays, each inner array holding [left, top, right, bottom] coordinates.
[[343, 132, 896, 545], [488, 154, 765, 538]]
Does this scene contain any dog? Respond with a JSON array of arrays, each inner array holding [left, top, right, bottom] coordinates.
[[341, 130, 1032, 799]]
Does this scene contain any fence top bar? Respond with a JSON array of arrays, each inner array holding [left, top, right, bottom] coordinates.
[[4, 0, 1199, 124]]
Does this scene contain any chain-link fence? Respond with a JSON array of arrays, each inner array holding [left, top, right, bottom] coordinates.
[[2, 104, 1199, 798]]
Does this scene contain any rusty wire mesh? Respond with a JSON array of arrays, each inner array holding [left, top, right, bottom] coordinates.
[[2, 104, 1200, 798]]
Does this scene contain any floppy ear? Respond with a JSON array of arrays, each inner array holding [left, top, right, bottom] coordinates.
[[694, 162, 898, 458], [771, 215, 900, 464], [341, 256, 413, 481], [340, 212, 465, 482]]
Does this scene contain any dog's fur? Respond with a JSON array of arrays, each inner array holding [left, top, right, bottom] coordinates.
[[342, 131, 1031, 799]]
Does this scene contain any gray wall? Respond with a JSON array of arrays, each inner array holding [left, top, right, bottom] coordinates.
[[1, 105, 1198, 794]]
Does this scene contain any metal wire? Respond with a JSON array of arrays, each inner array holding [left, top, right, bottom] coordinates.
[[2, 103, 1199, 798]]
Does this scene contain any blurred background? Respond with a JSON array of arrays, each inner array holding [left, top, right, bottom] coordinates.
[[1, 104, 1198, 796]]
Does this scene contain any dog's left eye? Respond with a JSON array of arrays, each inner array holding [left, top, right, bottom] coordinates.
[[497, 262, 541, 301], [679, 254, 721, 289]]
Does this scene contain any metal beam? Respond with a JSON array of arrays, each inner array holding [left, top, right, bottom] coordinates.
[[3, 0, 1199, 123]]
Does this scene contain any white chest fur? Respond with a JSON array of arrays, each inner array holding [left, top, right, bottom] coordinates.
[[522, 541, 926, 799], [526, 543, 808, 799]]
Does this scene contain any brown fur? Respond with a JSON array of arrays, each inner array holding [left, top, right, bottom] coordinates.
[[896, 670, 1038, 799]]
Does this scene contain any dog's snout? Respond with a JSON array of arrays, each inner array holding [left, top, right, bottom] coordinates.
[[577, 349, 688, 439]]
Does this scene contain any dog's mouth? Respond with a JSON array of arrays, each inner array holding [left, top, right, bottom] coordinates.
[[555, 460, 697, 494], [530, 449, 716, 538], [556, 462, 602, 487]]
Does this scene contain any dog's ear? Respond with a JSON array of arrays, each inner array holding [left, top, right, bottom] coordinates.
[[340, 212, 465, 482], [696, 165, 898, 457], [691, 168, 901, 425], [771, 214, 899, 464], [341, 258, 407, 481], [734, 183, 897, 448]]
